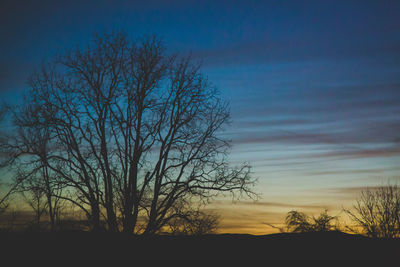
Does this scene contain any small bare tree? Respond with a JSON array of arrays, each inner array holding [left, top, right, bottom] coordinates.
[[166, 201, 220, 235], [168, 212, 220, 235], [0, 103, 16, 216], [21, 176, 47, 228], [345, 185, 400, 238], [2, 101, 65, 231], [184, 211, 220, 235]]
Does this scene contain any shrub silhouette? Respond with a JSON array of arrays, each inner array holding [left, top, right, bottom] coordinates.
[[285, 210, 338, 233]]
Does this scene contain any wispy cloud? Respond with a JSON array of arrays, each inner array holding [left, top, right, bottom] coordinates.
[[305, 147, 400, 160], [197, 38, 400, 67], [228, 200, 333, 211], [306, 168, 391, 176]]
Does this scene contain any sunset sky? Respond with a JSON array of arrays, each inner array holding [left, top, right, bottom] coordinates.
[[1, 0, 400, 234]]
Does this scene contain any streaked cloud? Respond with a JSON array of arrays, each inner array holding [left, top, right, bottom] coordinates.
[[1, 0, 400, 234], [197, 38, 400, 67]]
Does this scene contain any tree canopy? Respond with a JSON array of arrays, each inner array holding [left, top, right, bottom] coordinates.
[[1, 32, 256, 234]]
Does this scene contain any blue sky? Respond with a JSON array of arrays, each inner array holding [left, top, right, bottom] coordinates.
[[1, 0, 400, 233]]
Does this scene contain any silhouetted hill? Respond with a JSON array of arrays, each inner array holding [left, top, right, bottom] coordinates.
[[1, 231, 398, 265]]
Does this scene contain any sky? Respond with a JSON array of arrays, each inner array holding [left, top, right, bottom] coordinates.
[[1, 0, 400, 234]]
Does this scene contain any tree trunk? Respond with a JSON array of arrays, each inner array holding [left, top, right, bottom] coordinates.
[[91, 203, 101, 232], [47, 194, 55, 231], [106, 206, 118, 232], [144, 208, 158, 235], [122, 215, 134, 234], [122, 204, 139, 234], [36, 202, 41, 227]]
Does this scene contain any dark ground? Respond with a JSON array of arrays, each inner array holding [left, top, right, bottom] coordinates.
[[1, 231, 399, 265]]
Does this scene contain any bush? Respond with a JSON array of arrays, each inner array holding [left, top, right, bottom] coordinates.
[[285, 210, 338, 233]]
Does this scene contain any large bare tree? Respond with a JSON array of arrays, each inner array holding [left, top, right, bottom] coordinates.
[[7, 32, 256, 233]]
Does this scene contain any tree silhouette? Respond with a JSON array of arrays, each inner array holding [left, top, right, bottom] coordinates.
[[21, 176, 47, 228], [166, 202, 220, 235], [345, 185, 400, 238], [2, 102, 65, 231], [265, 210, 339, 233], [0, 104, 16, 216], [285, 210, 313, 233], [3, 32, 256, 233]]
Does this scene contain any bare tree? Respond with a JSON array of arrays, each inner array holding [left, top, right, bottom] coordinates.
[[2, 101, 66, 231], [0, 103, 15, 216], [184, 211, 220, 235], [163, 198, 220, 235], [345, 185, 400, 238], [21, 176, 47, 228], [167, 209, 220, 236], [9, 32, 256, 234]]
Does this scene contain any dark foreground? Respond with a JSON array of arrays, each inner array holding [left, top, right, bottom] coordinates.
[[1, 231, 399, 265]]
